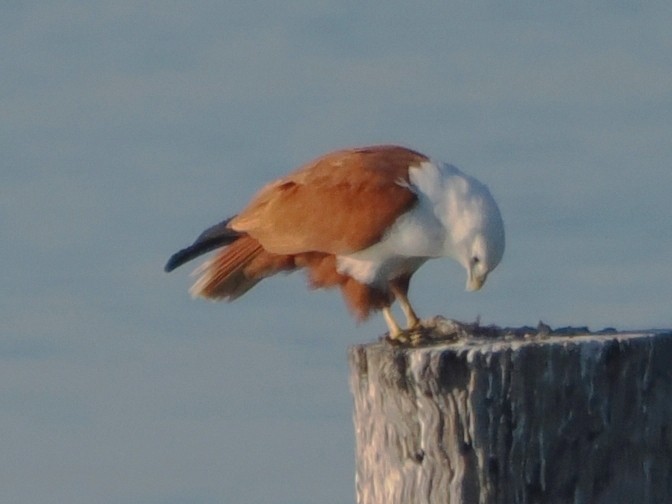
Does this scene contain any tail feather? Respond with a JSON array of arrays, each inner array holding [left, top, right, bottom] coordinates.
[[190, 236, 265, 299], [165, 217, 239, 272]]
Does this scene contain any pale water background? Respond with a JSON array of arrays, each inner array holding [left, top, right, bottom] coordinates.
[[2, 2, 671, 503]]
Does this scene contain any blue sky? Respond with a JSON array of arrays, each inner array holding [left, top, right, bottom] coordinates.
[[2, 2, 671, 503]]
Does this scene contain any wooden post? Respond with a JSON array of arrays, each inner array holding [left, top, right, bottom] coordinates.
[[348, 319, 672, 504]]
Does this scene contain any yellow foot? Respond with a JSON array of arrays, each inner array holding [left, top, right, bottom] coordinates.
[[384, 324, 430, 347]]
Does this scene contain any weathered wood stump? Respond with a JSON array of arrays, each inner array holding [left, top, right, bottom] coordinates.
[[348, 318, 672, 504]]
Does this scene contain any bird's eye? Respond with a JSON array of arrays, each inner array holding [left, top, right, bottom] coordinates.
[[472, 256, 480, 264]]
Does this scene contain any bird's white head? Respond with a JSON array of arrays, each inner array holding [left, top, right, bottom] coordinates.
[[455, 173, 504, 292], [421, 162, 505, 292], [462, 225, 504, 291]]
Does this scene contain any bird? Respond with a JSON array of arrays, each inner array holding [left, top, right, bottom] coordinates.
[[165, 145, 505, 340]]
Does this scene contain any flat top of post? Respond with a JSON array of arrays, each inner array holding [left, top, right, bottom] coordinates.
[[351, 317, 671, 356]]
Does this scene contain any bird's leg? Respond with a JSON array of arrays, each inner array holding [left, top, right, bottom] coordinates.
[[382, 306, 403, 340], [389, 278, 421, 330], [397, 292, 421, 330], [382, 277, 430, 346]]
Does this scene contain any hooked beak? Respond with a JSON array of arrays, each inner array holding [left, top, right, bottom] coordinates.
[[466, 271, 487, 292]]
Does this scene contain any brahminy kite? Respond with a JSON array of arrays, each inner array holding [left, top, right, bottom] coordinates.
[[165, 145, 505, 340]]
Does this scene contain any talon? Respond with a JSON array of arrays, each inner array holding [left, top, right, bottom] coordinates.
[[410, 332, 424, 346], [407, 320, 423, 332], [383, 326, 429, 347], [382, 302, 430, 346], [385, 332, 407, 345]]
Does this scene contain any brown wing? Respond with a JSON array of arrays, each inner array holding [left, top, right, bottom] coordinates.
[[229, 145, 428, 255]]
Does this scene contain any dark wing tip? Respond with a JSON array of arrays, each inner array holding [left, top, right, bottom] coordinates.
[[163, 239, 225, 272], [164, 217, 241, 273], [164, 247, 194, 272]]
